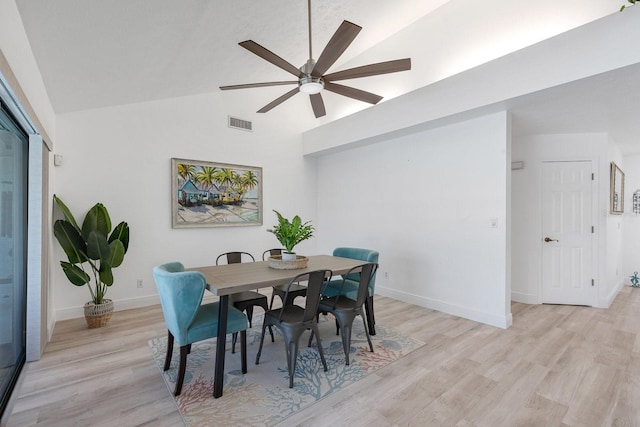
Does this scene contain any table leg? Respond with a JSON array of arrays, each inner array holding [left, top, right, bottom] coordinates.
[[213, 294, 229, 398]]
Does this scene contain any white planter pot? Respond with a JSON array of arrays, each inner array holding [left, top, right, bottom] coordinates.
[[281, 252, 297, 261]]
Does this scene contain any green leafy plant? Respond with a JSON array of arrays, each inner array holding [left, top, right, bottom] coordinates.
[[53, 195, 130, 304], [621, 0, 636, 11], [269, 210, 314, 254]]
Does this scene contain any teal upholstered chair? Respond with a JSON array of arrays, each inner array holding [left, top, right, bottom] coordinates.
[[323, 247, 379, 335], [153, 261, 249, 396]]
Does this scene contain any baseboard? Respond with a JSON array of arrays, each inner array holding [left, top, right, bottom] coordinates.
[[598, 280, 624, 308], [55, 294, 161, 321], [511, 291, 540, 304], [376, 285, 512, 329]]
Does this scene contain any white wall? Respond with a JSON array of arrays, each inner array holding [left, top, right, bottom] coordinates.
[[606, 139, 625, 301], [511, 132, 622, 307], [53, 92, 319, 319], [316, 111, 511, 328], [622, 154, 640, 283]]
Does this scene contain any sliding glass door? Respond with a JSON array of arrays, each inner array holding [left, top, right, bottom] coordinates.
[[0, 105, 27, 417]]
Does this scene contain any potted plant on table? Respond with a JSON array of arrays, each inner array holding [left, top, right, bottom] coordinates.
[[268, 210, 314, 266], [53, 195, 130, 328]]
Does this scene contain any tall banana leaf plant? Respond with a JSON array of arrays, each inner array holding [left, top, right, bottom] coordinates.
[[53, 195, 130, 304]]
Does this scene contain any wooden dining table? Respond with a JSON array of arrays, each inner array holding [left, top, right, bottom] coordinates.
[[189, 254, 366, 398]]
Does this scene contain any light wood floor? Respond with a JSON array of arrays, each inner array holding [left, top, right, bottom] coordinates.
[[7, 287, 640, 426]]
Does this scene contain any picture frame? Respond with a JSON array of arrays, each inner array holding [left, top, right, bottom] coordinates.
[[171, 158, 263, 228], [610, 161, 624, 215]]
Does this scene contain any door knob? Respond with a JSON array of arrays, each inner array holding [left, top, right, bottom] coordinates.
[[544, 237, 559, 242]]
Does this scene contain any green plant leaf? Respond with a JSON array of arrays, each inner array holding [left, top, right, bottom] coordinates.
[[86, 230, 111, 261], [100, 265, 114, 286], [82, 203, 111, 241], [53, 220, 88, 264], [108, 239, 125, 268], [60, 261, 90, 286], [269, 210, 314, 253], [108, 221, 129, 253], [53, 194, 80, 232]]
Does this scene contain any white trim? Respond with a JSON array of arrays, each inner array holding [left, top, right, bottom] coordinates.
[[511, 291, 541, 305], [376, 286, 512, 329], [55, 295, 161, 321], [598, 280, 624, 308], [26, 134, 43, 361], [0, 72, 38, 135]]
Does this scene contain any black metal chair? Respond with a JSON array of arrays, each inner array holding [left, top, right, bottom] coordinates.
[[263, 248, 308, 309], [216, 251, 273, 351], [321, 247, 379, 335], [315, 262, 378, 365], [255, 269, 333, 388]]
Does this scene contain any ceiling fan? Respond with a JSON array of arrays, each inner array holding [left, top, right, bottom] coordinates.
[[219, 0, 411, 118]]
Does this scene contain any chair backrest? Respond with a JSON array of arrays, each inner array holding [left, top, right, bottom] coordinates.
[[216, 251, 255, 265], [332, 247, 379, 293], [279, 269, 332, 323], [331, 263, 378, 308], [152, 262, 208, 344], [262, 248, 283, 260]]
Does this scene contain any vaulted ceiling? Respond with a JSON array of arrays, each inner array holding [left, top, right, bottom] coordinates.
[[14, 0, 640, 153]]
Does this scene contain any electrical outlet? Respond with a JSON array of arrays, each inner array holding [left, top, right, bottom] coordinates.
[[384, 272, 389, 280], [137, 279, 143, 288]]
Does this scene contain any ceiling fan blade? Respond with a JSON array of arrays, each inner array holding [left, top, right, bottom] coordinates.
[[324, 58, 411, 82], [239, 40, 302, 77], [220, 81, 298, 90], [257, 87, 300, 113], [324, 82, 383, 104], [309, 93, 326, 118], [311, 21, 362, 77]]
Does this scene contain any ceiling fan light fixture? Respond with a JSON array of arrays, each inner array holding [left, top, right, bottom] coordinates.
[[299, 75, 324, 94]]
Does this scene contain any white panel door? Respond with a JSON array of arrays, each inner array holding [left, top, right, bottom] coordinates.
[[541, 161, 595, 306]]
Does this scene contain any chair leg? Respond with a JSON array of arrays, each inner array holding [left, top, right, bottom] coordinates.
[[341, 322, 352, 366], [186, 343, 192, 354], [246, 306, 254, 328], [232, 332, 238, 354], [365, 296, 376, 335], [240, 330, 247, 374], [175, 345, 189, 396], [360, 311, 374, 353], [269, 293, 276, 310], [287, 340, 299, 388], [255, 320, 268, 365], [258, 300, 275, 343], [163, 330, 174, 371], [311, 324, 328, 372]]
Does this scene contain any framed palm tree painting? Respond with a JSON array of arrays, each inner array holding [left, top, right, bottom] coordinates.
[[171, 158, 262, 228]]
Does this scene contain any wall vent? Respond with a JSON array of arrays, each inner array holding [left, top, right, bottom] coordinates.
[[228, 116, 252, 132]]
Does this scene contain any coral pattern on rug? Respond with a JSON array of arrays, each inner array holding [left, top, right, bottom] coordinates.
[[148, 314, 424, 426]]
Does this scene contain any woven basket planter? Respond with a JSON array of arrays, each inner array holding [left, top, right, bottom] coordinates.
[[268, 255, 308, 270], [84, 299, 114, 328]]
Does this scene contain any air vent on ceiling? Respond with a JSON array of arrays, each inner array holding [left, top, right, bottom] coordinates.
[[228, 116, 252, 132]]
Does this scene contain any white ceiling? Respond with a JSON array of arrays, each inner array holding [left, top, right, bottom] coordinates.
[[14, 0, 640, 154]]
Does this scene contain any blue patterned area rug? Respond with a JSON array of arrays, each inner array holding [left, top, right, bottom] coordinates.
[[148, 314, 424, 426]]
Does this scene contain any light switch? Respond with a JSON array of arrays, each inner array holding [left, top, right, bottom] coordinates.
[[54, 154, 63, 166]]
